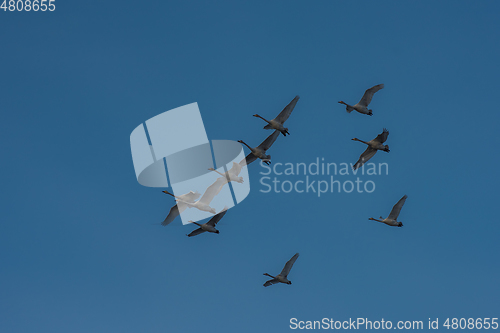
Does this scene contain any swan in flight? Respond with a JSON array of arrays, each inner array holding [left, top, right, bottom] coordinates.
[[208, 162, 244, 184], [253, 95, 300, 136], [238, 130, 280, 166], [339, 84, 384, 116], [161, 178, 225, 225], [187, 207, 228, 237], [263, 253, 299, 287], [352, 128, 390, 170], [369, 195, 407, 227], [161, 191, 201, 226]]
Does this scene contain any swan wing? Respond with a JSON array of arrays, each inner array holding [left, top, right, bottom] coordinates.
[[263, 278, 279, 287], [359, 84, 384, 107], [373, 128, 389, 143], [207, 207, 229, 226], [228, 161, 242, 177], [353, 147, 377, 170], [199, 177, 226, 205], [388, 195, 408, 220], [240, 153, 257, 167], [161, 205, 178, 226], [187, 227, 206, 237], [258, 130, 280, 151], [275, 95, 300, 124], [281, 253, 299, 277]]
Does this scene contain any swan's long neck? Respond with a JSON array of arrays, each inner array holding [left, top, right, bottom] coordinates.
[[254, 114, 271, 124], [263, 273, 275, 278], [239, 140, 253, 150], [210, 168, 225, 177], [353, 138, 370, 145], [339, 101, 352, 107], [369, 217, 383, 223], [162, 190, 179, 199]]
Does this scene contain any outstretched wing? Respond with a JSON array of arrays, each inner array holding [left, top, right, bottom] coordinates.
[[187, 227, 206, 237], [353, 147, 377, 170], [359, 83, 384, 107], [239, 153, 257, 167], [207, 207, 228, 227], [161, 202, 188, 226], [275, 95, 300, 124], [373, 128, 389, 143], [388, 195, 408, 220], [199, 177, 227, 205], [258, 130, 280, 151], [281, 253, 299, 278], [228, 162, 242, 177], [263, 278, 279, 287]]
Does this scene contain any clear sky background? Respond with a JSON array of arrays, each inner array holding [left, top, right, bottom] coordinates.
[[1, 1, 500, 332]]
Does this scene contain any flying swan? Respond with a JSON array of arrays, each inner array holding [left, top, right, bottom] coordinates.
[[352, 128, 390, 170], [369, 195, 408, 227], [339, 84, 384, 116], [263, 253, 299, 287], [238, 130, 280, 166], [187, 206, 228, 237], [253, 95, 300, 136]]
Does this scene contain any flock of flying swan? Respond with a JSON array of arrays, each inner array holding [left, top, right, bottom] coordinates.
[[159, 85, 408, 287]]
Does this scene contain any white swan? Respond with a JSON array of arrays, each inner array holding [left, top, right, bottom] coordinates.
[[253, 95, 300, 136], [238, 130, 280, 166], [187, 207, 228, 237], [263, 253, 299, 287], [352, 128, 390, 170], [369, 195, 407, 227], [339, 84, 384, 116], [161, 191, 201, 226], [208, 162, 244, 184], [161, 178, 226, 225]]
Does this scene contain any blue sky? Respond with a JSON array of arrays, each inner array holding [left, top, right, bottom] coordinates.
[[1, 1, 500, 332]]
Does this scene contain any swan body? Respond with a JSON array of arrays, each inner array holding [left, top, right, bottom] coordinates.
[[339, 84, 384, 116]]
